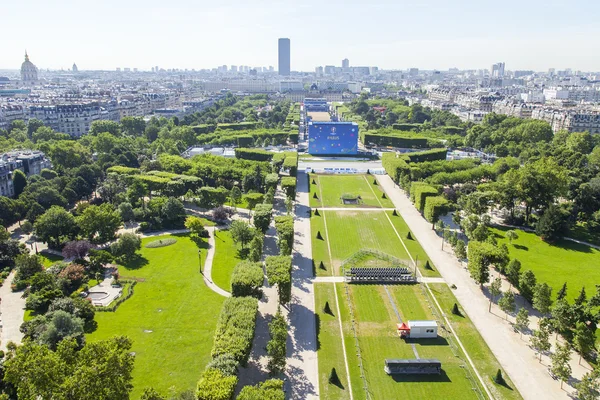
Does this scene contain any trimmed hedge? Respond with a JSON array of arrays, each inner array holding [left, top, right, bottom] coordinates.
[[237, 379, 285, 400], [426, 164, 494, 185], [275, 216, 294, 256], [253, 204, 273, 233], [392, 123, 422, 132], [231, 261, 264, 298], [412, 183, 439, 212], [283, 155, 298, 177], [361, 132, 430, 148], [424, 196, 449, 223], [196, 368, 237, 400], [265, 256, 292, 305], [96, 280, 136, 312], [382, 152, 410, 183], [265, 173, 279, 191], [281, 177, 297, 199], [216, 122, 259, 131], [288, 132, 299, 144], [211, 296, 258, 365], [403, 148, 447, 163], [106, 166, 140, 175], [234, 148, 274, 162], [191, 124, 217, 134], [145, 238, 177, 248]]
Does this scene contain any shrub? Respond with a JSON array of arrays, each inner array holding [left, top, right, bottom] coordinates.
[[452, 303, 461, 316], [265, 173, 279, 191], [253, 204, 273, 233], [206, 354, 239, 377], [265, 256, 292, 305], [196, 368, 237, 400], [211, 296, 258, 365], [110, 233, 141, 262], [283, 156, 298, 177], [266, 312, 287, 374], [275, 216, 294, 256], [406, 232, 413, 240], [493, 369, 505, 385], [231, 261, 264, 298], [234, 148, 274, 162], [424, 260, 433, 270], [412, 183, 438, 212], [329, 368, 340, 385], [145, 238, 177, 248], [323, 301, 333, 315], [237, 379, 285, 400], [281, 177, 297, 199], [424, 196, 449, 223]]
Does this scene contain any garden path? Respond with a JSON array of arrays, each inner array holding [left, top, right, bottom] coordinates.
[[0, 271, 26, 351], [377, 174, 571, 400]]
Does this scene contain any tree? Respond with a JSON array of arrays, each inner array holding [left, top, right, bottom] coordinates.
[[161, 197, 186, 228], [118, 202, 135, 224], [34, 206, 78, 248], [141, 388, 166, 400], [489, 277, 502, 312], [12, 169, 27, 197], [533, 283, 553, 314], [38, 310, 85, 350], [249, 234, 263, 262], [575, 286, 587, 306], [518, 270, 537, 303], [573, 322, 596, 364], [536, 204, 570, 242], [467, 241, 508, 287], [4, 336, 134, 399], [556, 282, 568, 301], [21, 220, 33, 235], [505, 230, 518, 244], [506, 259, 521, 288], [530, 319, 551, 361], [76, 203, 122, 244], [229, 186, 242, 210], [266, 312, 287, 375], [454, 240, 467, 260], [253, 204, 273, 233], [61, 240, 93, 260], [230, 220, 254, 249], [498, 291, 516, 319], [551, 299, 576, 337], [550, 343, 572, 389], [185, 216, 208, 238], [515, 308, 530, 338], [574, 370, 600, 400], [111, 233, 141, 262], [285, 197, 294, 215], [14, 253, 43, 283]]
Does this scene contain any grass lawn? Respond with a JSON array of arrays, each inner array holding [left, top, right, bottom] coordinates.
[[566, 223, 600, 247], [335, 283, 481, 400], [429, 283, 522, 400], [39, 252, 64, 267], [315, 283, 351, 400], [309, 174, 394, 208], [491, 226, 600, 302], [87, 233, 224, 398], [313, 210, 439, 277], [225, 198, 250, 210], [211, 230, 241, 293]]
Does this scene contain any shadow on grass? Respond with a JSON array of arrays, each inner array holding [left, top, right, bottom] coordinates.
[[404, 337, 449, 347], [84, 320, 98, 334], [315, 313, 321, 351], [121, 254, 149, 270], [390, 369, 451, 383], [513, 244, 529, 251]]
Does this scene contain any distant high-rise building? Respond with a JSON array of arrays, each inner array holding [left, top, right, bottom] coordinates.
[[155, 66, 159, 73], [278, 38, 291, 76], [231, 65, 238, 72], [116, 67, 121, 72], [315, 66, 324, 76], [72, 63, 78, 73], [342, 58, 349, 68], [490, 62, 505, 78], [269, 66, 274, 72]]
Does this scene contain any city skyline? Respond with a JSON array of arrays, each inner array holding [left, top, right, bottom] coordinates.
[[3, 0, 600, 72]]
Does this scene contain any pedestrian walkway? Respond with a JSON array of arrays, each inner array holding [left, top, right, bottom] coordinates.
[[286, 173, 319, 399], [377, 174, 569, 400], [201, 227, 230, 298], [313, 276, 345, 283], [0, 271, 26, 351]]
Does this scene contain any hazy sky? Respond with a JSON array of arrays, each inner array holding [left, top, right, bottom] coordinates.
[[4, 0, 600, 72]]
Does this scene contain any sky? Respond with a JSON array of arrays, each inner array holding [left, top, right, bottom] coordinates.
[[3, 0, 600, 72]]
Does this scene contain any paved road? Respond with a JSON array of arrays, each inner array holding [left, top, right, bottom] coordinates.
[[0, 271, 26, 350], [377, 174, 569, 400], [286, 172, 319, 399]]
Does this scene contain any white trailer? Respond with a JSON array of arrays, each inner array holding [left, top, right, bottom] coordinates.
[[407, 320, 438, 339]]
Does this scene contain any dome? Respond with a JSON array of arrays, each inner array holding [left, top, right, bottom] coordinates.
[[21, 51, 38, 82]]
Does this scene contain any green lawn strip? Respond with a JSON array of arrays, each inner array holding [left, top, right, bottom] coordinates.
[[364, 175, 395, 208], [386, 211, 441, 278], [390, 285, 430, 320], [567, 223, 600, 247], [429, 283, 523, 400], [39, 252, 64, 267], [87, 234, 224, 398], [315, 283, 351, 400], [311, 211, 331, 277], [491, 226, 600, 302], [313, 174, 388, 208], [326, 211, 413, 275], [224, 198, 250, 210], [211, 230, 241, 292], [309, 174, 322, 209], [340, 283, 479, 400]]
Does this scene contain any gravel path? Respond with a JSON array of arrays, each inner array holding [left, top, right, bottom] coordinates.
[[0, 271, 26, 350]]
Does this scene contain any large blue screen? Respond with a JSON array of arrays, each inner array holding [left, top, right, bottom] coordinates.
[[308, 122, 359, 155]]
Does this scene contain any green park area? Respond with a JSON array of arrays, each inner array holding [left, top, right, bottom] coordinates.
[[491, 226, 600, 302], [311, 209, 438, 278], [211, 230, 242, 293], [88, 234, 224, 398], [312, 174, 521, 400], [309, 174, 394, 208]]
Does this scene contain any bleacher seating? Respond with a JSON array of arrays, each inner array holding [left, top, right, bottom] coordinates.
[[346, 267, 416, 283]]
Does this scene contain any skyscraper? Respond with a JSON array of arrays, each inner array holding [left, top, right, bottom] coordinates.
[[490, 62, 505, 78], [278, 38, 290, 76], [342, 58, 349, 68]]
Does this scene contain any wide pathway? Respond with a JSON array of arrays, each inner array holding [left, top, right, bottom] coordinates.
[[0, 271, 26, 351], [286, 172, 319, 399], [377, 174, 568, 400]]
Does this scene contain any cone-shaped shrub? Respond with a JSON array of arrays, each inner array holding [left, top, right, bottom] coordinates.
[[329, 368, 340, 385], [315, 209, 320, 216], [313, 192, 318, 199], [317, 231, 323, 240], [406, 232, 413, 240], [392, 209, 398, 216], [452, 303, 461, 316], [323, 301, 333, 315]]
